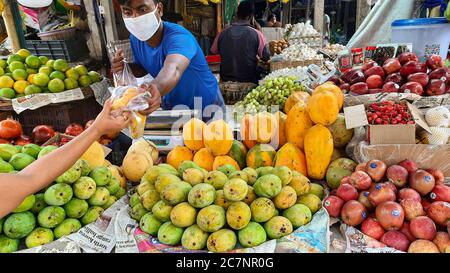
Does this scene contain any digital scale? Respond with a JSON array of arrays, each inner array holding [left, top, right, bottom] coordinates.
[[141, 109, 199, 153]]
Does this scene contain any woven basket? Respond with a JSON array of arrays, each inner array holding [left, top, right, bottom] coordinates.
[[219, 82, 257, 105]]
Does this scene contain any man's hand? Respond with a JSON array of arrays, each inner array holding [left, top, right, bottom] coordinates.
[[92, 99, 131, 137], [111, 49, 125, 74], [139, 83, 162, 116]]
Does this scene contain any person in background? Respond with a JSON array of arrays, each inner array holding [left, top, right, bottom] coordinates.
[[0, 101, 130, 218], [211, 1, 270, 84], [323, 13, 331, 45], [266, 14, 282, 27]]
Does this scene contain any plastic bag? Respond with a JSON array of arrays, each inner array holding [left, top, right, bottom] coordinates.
[[109, 43, 150, 139]]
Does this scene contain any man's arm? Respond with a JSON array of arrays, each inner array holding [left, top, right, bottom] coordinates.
[[0, 101, 130, 218]]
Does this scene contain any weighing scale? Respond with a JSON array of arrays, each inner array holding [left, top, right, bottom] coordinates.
[[141, 109, 199, 153]]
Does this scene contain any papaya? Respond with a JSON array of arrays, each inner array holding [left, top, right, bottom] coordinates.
[[240, 114, 257, 149], [274, 143, 307, 176], [203, 120, 233, 156], [228, 140, 247, 170], [272, 111, 286, 149], [246, 144, 276, 169], [193, 148, 215, 171], [313, 83, 344, 110], [213, 156, 240, 171], [326, 114, 354, 148], [284, 92, 310, 114], [304, 125, 334, 180], [254, 112, 277, 144], [307, 91, 339, 126], [166, 146, 193, 169], [286, 101, 313, 150], [183, 118, 206, 151]]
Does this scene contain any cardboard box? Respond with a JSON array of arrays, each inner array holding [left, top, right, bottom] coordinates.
[[344, 102, 431, 145]]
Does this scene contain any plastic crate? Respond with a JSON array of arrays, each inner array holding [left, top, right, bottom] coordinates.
[[25, 37, 88, 62], [13, 96, 102, 135]]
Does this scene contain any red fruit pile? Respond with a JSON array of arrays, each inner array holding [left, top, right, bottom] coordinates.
[[366, 101, 414, 125], [323, 159, 450, 253], [334, 53, 450, 96]]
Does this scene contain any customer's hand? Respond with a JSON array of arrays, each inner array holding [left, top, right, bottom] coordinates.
[[139, 82, 162, 116], [92, 99, 131, 136], [111, 49, 125, 74]]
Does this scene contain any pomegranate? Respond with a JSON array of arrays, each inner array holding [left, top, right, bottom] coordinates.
[[375, 201, 405, 230], [408, 240, 440, 253], [398, 52, 419, 65], [433, 232, 450, 253], [323, 196, 344, 218], [368, 184, 396, 206], [409, 170, 435, 196], [387, 165, 408, 187], [366, 75, 384, 89], [410, 216, 437, 240], [425, 169, 445, 185], [400, 199, 425, 221], [398, 188, 421, 202], [362, 217, 385, 241], [383, 58, 402, 74], [385, 73, 403, 85], [400, 222, 416, 242], [426, 201, 450, 226], [365, 160, 387, 182], [358, 191, 374, 211], [337, 184, 359, 202], [429, 185, 450, 202], [32, 125, 55, 145], [398, 159, 418, 173], [341, 200, 367, 226], [382, 82, 401, 93], [407, 72, 429, 87], [349, 171, 372, 190], [65, 123, 84, 137], [380, 231, 410, 252]]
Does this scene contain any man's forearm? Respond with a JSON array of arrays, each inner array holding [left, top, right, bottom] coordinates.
[[153, 62, 183, 96]]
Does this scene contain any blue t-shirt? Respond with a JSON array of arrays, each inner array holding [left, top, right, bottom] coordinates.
[[130, 22, 223, 111]]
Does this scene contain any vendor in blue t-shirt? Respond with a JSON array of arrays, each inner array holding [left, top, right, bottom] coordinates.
[[112, 0, 224, 116]]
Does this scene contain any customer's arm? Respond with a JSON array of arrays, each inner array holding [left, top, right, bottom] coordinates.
[[0, 100, 130, 218]]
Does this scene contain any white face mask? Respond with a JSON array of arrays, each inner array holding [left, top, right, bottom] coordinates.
[[123, 7, 161, 41]]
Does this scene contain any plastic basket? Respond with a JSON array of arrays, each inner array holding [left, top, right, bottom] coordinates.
[[25, 37, 88, 62], [38, 27, 77, 41], [13, 96, 102, 135]]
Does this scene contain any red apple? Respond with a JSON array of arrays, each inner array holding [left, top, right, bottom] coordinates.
[[400, 199, 425, 221], [340, 176, 351, 185], [375, 201, 405, 230], [369, 183, 396, 206], [429, 185, 450, 202], [32, 125, 56, 145], [362, 61, 378, 73], [366, 75, 384, 89], [341, 200, 367, 226], [382, 82, 401, 93], [65, 123, 84, 137], [365, 160, 387, 182], [355, 163, 367, 172], [421, 198, 432, 211], [428, 67, 449, 80], [323, 196, 345, 218], [13, 135, 32, 146], [427, 201, 450, 226], [339, 83, 350, 93], [433, 232, 450, 253], [407, 72, 429, 87], [400, 82, 423, 95], [398, 159, 418, 173], [426, 79, 446, 96], [400, 61, 422, 78], [342, 69, 366, 85], [380, 230, 411, 252], [398, 52, 419, 65], [361, 217, 385, 240], [337, 183, 359, 202], [424, 169, 444, 185], [387, 165, 408, 187], [349, 171, 372, 190], [409, 170, 435, 196], [364, 66, 385, 79], [400, 222, 416, 242], [383, 58, 402, 74], [410, 216, 437, 240], [398, 188, 421, 202], [326, 75, 343, 86], [385, 73, 403, 85], [350, 82, 369, 95], [408, 239, 440, 253], [383, 182, 398, 195], [426, 54, 444, 70], [358, 191, 375, 211]]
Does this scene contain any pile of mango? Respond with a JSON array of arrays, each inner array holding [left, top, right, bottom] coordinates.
[[0, 142, 126, 253], [0, 48, 101, 99], [130, 160, 324, 252]]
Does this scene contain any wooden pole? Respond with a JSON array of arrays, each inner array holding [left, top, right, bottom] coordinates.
[[314, 0, 324, 34], [85, 0, 104, 60], [101, 0, 118, 44], [2, 0, 21, 52], [216, 2, 222, 34]]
